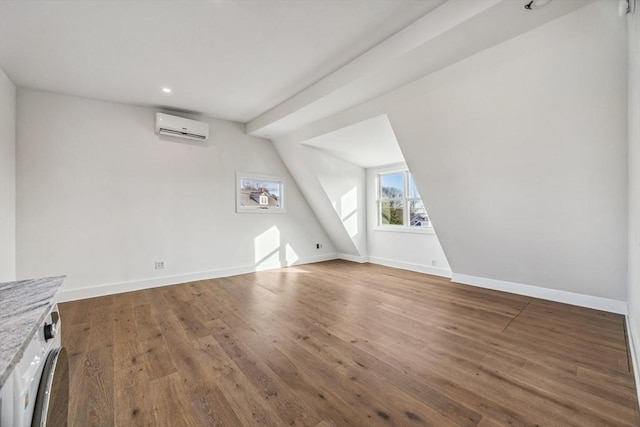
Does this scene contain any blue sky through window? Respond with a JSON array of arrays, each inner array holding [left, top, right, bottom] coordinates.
[[409, 175, 421, 199], [380, 172, 404, 198]]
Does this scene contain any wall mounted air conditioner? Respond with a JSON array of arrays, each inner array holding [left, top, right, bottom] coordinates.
[[155, 112, 209, 141]]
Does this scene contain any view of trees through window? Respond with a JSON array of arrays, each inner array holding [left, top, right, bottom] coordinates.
[[378, 171, 429, 228]]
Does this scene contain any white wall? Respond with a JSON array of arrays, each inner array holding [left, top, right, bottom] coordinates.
[[272, 140, 367, 259], [272, 1, 629, 307], [393, 0, 628, 302], [16, 89, 336, 299], [0, 68, 16, 282], [366, 165, 450, 277], [274, 126, 452, 273], [274, 136, 452, 275], [626, 0, 640, 398]]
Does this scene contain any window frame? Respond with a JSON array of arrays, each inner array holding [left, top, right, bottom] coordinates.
[[374, 166, 434, 234], [236, 172, 287, 214]]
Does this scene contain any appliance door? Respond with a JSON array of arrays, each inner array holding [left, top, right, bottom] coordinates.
[[31, 347, 68, 427]]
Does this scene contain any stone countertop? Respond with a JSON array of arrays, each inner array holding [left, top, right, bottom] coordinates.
[[0, 276, 65, 388]]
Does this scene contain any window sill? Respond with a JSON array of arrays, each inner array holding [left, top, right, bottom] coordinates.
[[236, 209, 287, 214], [373, 225, 436, 235]]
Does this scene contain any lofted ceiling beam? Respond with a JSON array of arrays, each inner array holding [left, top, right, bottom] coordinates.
[[246, 0, 595, 139]]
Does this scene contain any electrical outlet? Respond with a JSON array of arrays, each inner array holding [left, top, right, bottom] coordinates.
[[431, 260, 437, 266], [155, 261, 165, 269], [316, 243, 323, 249]]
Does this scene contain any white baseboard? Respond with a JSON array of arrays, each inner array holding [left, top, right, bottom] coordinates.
[[337, 253, 369, 263], [451, 273, 627, 314], [56, 253, 338, 302], [254, 253, 337, 271], [626, 311, 640, 411], [367, 256, 452, 279]]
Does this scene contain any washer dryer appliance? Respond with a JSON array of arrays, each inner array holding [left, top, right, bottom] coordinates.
[[0, 305, 68, 426]]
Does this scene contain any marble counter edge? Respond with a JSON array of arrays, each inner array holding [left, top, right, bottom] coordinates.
[[0, 276, 66, 388]]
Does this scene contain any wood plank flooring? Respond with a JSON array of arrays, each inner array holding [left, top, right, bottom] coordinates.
[[59, 260, 640, 426]]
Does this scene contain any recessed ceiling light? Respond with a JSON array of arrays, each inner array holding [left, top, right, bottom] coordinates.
[[162, 87, 172, 94]]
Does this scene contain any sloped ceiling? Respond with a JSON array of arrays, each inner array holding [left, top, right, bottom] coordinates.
[[273, 1, 629, 301], [248, 0, 596, 138], [301, 115, 403, 168]]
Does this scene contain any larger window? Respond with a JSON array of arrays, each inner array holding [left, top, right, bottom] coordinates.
[[377, 170, 430, 229]]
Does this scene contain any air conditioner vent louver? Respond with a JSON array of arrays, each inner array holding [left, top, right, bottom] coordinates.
[[155, 112, 209, 141]]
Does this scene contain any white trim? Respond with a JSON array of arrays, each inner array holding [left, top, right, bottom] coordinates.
[[337, 253, 369, 263], [626, 312, 640, 411], [56, 253, 338, 302], [253, 253, 337, 271], [451, 273, 627, 314], [236, 171, 286, 213], [374, 164, 431, 231], [368, 256, 452, 278], [369, 162, 407, 174], [372, 225, 435, 234]]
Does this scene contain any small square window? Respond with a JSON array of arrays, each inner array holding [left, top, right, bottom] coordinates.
[[236, 173, 286, 213]]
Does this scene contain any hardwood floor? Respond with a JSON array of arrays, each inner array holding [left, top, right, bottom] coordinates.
[[59, 260, 640, 426]]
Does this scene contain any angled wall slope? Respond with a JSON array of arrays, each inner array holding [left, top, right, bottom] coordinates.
[[273, 1, 628, 311], [273, 141, 367, 260]]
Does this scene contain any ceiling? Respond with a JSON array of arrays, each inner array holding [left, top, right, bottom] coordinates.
[[0, 0, 443, 123], [0, 0, 595, 170], [301, 114, 404, 168], [246, 0, 596, 138]]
